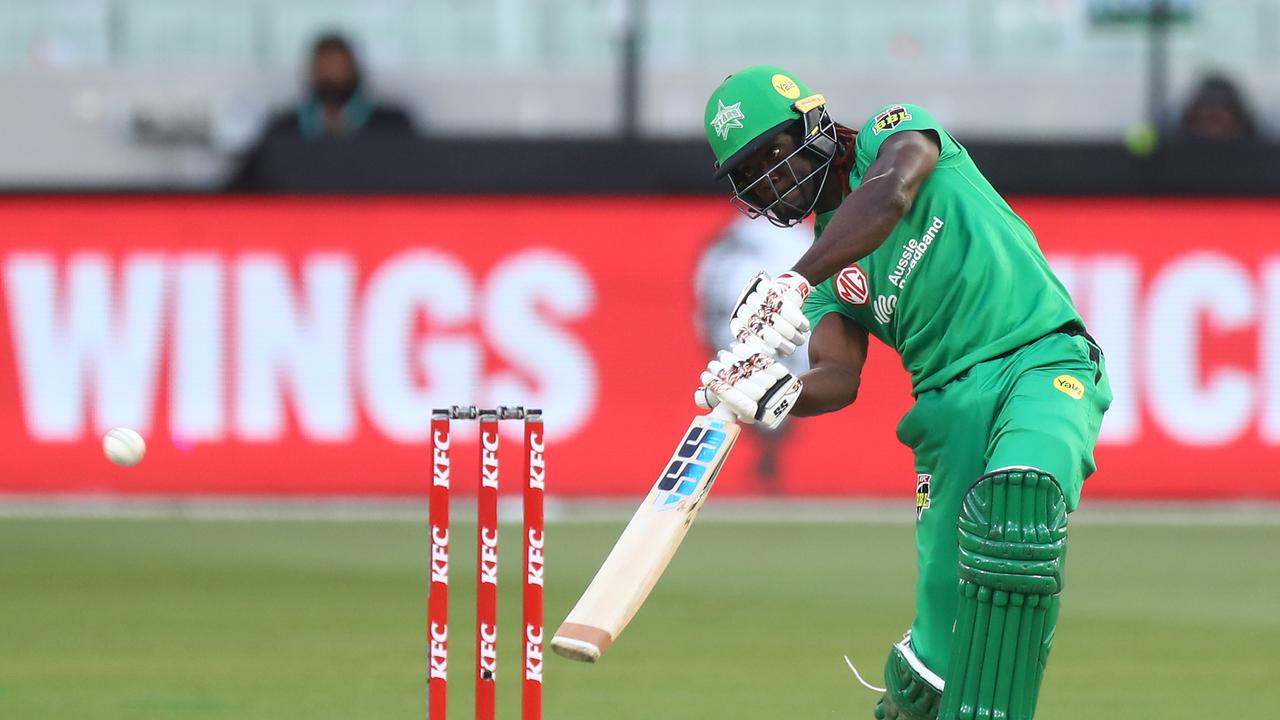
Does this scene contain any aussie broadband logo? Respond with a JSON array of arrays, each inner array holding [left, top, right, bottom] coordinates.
[[888, 216, 943, 290], [655, 420, 729, 510]]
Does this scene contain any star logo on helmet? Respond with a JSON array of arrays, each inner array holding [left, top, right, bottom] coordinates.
[[710, 100, 745, 140]]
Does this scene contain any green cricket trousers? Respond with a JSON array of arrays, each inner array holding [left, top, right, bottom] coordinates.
[[895, 327, 1112, 673]]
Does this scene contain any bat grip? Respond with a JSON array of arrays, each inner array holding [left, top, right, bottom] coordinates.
[[709, 404, 739, 422]]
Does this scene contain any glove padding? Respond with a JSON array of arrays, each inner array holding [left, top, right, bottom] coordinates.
[[729, 271, 812, 357], [694, 340, 803, 429]]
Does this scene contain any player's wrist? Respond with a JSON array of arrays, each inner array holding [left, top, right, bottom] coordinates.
[[776, 271, 813, 301], [755, 374, 802, 429]]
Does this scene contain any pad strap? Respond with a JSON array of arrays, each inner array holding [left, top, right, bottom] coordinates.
[[938, 470, 1068, 720]]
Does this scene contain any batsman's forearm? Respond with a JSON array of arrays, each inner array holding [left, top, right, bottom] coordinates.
[[790, 177, 911, 284], [792, 365, 860, 417]]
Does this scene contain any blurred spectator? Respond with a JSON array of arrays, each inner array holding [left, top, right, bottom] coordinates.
[[261, 33, 414, 140], [227, 32, 416, 191], [1177, 74, 1257, 142]]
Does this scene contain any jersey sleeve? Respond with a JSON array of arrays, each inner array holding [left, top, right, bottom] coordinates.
[[802, 277, 852, 330], [854, 104, 960, 175]]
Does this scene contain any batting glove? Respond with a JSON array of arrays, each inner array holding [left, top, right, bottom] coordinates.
[[729, 271, 812, 357], [693, 340, 803, 429]]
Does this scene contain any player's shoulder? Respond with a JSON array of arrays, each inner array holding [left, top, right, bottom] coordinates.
[[853, 104, 961, 167], [857, 103, 941, 137]]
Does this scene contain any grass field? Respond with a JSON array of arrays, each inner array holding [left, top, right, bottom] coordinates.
[[2, 509, 1277, 719]]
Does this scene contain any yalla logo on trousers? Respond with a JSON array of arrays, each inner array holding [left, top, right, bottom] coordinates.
[[1053, 374, 1085, 400], [835, 265, 869, 305]]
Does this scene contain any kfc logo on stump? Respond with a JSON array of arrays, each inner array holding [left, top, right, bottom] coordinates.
[[836, 265, 869, 305]]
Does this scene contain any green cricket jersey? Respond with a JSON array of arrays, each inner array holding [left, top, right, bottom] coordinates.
[[802, 104, 1081, 395]]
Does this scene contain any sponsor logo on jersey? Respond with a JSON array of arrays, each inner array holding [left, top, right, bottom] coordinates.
[[888, 216, 943, 290], [1053, 374, 1085, 400], [771, 74, 801, 100], [835, 265, 869, 305], [873, 294, 897, 325], [916, 474, 931, 519], [873, 105, 913, 135], [710, 100, 745, 140]]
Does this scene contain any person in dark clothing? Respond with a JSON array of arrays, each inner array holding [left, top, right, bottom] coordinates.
[[261, 33, 414, 140], [1178, 74, 1257, 142], [226, 32, 416, 190]]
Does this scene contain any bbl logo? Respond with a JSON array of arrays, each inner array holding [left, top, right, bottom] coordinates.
[[873, 106, 912, 135], [915, 474, 931, 519]]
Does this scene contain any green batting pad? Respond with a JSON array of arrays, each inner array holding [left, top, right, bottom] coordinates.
[[938, 470, 1067, 720], [876, 640, 942, 720]]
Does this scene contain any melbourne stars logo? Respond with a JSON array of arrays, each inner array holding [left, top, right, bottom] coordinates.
[[710, 100, 745, 140]]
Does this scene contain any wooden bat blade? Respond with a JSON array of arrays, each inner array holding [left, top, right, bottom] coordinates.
[[551, 408, 739, 663]]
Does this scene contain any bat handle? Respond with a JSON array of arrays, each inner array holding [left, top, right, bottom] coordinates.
[[709, 404, 739, 422]]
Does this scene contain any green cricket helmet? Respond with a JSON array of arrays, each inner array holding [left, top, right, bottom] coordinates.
[[704, 65, 839, 227]]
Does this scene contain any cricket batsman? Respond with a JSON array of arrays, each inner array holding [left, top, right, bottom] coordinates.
[[693, 66, 1113, 719]]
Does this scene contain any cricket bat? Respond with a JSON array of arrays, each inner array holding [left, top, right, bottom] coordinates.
[[551, 404, 741, 663]]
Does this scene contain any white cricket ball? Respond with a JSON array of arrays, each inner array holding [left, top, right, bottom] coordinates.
[[103, 427, 146, 467]]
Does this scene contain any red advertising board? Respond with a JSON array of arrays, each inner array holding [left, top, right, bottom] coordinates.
[[1, 197, 1277, 499]]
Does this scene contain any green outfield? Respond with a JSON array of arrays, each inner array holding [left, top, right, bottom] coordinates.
[[1, 511, 1277, 719]]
